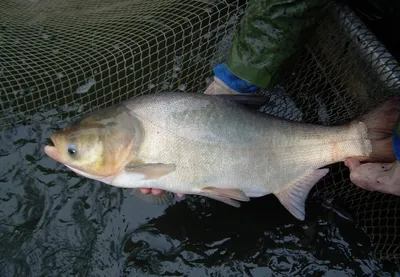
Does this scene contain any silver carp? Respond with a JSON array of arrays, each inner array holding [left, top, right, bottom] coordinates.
[[44, 93, 399, 220]]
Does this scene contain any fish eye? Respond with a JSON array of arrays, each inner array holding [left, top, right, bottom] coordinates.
[[68, 144, 77, 156]]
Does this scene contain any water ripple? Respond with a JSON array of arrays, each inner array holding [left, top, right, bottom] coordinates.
[[0, 110, 397, 277]]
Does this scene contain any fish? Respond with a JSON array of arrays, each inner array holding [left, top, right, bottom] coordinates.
[[44, 92, 399, 220]]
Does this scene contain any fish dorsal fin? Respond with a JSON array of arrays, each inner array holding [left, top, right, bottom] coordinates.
[[213, 94, 270, 110], [274, 168, 330, 221], [124, 162, 176, 180], [129, 189, 177, 205]]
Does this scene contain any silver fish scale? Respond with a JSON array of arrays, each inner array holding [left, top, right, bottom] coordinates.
[[123, 93, 370, 197]]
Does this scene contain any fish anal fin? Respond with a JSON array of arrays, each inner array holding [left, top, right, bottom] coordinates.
[[130, 188, 176, 205], [125, 162, 176, 180], [201, 187, 250, 202], [274, 168, 330, 221]]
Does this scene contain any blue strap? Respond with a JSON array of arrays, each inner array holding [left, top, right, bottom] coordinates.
[[213, 63, 259, 94], [393, 131, 400, 161]]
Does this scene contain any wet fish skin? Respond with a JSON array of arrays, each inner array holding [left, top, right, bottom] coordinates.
[[44, 92, 399, 220]]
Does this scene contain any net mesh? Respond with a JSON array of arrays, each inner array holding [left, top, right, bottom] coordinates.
[[1, 0, 399, 268]]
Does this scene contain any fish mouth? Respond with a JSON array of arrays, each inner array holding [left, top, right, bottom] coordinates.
[[44, 136, 64, 165], [46, 136, 55, 147], [44, 134, 70, 167]]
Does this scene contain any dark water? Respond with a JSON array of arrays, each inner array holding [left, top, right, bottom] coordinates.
[[0, 107, 399, 277]]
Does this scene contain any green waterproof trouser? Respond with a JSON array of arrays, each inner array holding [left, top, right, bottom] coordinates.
[[226, 0, 331, 88]]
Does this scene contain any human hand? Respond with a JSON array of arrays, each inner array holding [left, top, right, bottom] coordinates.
[[345, 158, 400, 196], [204, 77, 241, 95], [139, 188, 184, 198]]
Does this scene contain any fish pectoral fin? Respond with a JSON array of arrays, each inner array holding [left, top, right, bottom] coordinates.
[[124, 162, 176, 180], [200, 187, 250, 207], [274, 168, 330, 221], [130, 188, 177, 205]]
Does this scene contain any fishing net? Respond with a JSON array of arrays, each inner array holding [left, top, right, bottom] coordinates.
[[1, 0, 399, 269]]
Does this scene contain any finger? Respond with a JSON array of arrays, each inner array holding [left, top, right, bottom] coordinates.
[[177, 193, 184, 198], [344, 157, 361, 170], [204, 83, 215, 95], [151, 188, 164, 195], [140, 188, 151, 194]]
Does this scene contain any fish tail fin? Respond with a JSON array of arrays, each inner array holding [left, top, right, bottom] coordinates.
[[358, 97, 400, 162]]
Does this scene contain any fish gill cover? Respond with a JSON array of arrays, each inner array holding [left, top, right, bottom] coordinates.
[[0, 0, 399, 276]]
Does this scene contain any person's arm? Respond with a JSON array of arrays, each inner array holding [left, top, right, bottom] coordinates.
[[206, 0, 331, 95], [227, 0, 331, 88], [395, 120, 400, 161]]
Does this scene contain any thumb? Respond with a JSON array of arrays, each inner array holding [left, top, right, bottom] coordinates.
[[344, 157, 361, 171]]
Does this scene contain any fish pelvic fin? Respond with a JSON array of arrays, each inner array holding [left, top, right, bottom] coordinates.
[[354, 97, 400, 163], [201, 194, 241, 207], [274, 168, 330, 221], [200, 187, 250, 207]]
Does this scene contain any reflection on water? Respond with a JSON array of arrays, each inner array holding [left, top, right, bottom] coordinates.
[[0, 110, 398, 277]]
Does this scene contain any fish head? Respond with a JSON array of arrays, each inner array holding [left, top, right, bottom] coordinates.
[[44, 104, 143, 183]]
